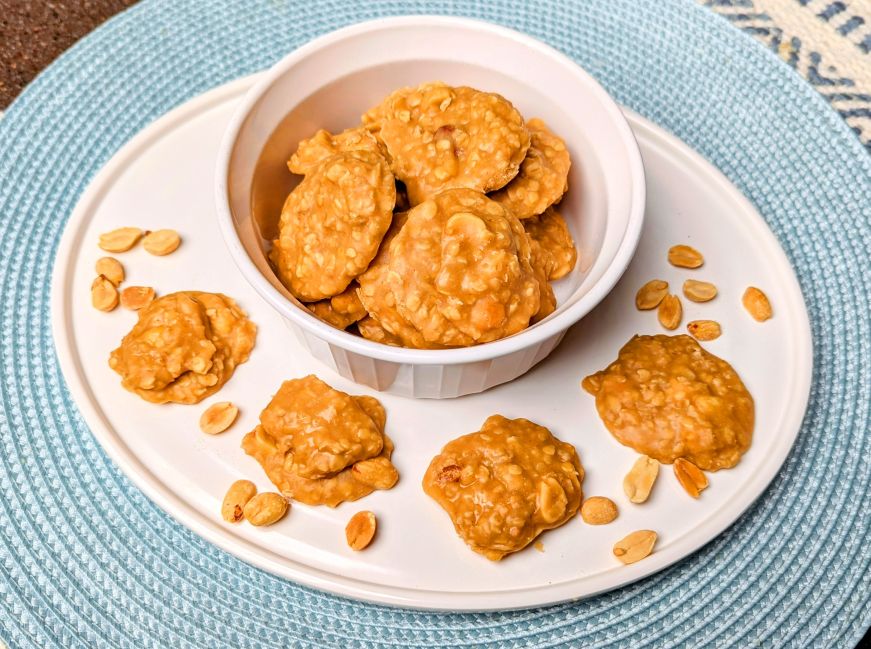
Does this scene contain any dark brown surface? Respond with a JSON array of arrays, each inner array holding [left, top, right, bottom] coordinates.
[[0, 0, 139, 109]]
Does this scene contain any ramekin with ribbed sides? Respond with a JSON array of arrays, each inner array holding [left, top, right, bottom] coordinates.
[[215, 16, 645, 399]]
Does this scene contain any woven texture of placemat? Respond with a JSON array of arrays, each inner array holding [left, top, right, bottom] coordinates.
[[704, 0, 871, 150], [0, 0, 869, 647]]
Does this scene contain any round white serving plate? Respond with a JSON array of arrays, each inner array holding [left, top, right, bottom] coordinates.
[[51, 76, 812, 611]]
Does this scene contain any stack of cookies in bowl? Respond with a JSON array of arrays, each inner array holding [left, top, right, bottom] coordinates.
[[269, 81, 577, 350]]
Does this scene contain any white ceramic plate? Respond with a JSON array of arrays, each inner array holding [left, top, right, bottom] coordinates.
[[51, 77, 812, 611]]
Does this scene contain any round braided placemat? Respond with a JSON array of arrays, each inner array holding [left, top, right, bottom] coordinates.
[[1, 1, 869, 647]]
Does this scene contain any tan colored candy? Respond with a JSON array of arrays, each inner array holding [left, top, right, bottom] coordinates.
[[288, 127, 385, 175], [98, 227, 142, 252], [687, 319, 722, 341], [120, 286, 156, 311], [345, 511, 377, 550], [95, 257, 124, 286], [243, 492, 289, 526], [635, 280, 669, 310], [613, 530, 657, 564], [673, 457, 709, 498], [306, 283, 367, 330], [271, 151, 395, 301], [199, 402, 239, 435], [241, 380, 399, 507], [422, 415, 584, 561], [623, 455, 660, 504], [743, 287, 772, 322], [580, 496, 618, 525], [108, 292, 257, 404], [365, 82, 530, 204], [256, 375, 384, 480], [491, 118, 571, 219], [142, 229, 181, 256], [658, 294, 682, 330], [524, 207, 577, 281], [358, 189, 539, 348], [583, 335, 754, 470], [221, 479, 257, 523], [356, 316, 406, 347], [683, 279, 718, 302], [667, 244, 704, 268], [91, 275, 119, 312]]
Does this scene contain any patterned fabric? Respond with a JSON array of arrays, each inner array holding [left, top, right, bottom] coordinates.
[[0, 0, 869, 647], [704, 0, 871, 149]]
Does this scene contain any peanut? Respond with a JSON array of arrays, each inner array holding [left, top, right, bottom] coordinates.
[[687, 320, 722, 341], [682, 279, 718, 302], [658, 294, 682, 330], [199, 402, 239, 435], [95, 257, 124, 286], [673, 458, 709, 498], [580, 496, 618, 525], [345, 510, 377, 550], [635, 279, 669, 310], [742, 286, 772, 322], [91, 275, 119, 312], [142, 229, 181, 256], [613, 530, 657, 564], [98, 227, 143, 252], [243, 492, 289, 526], [120, 286, 155, 310], [667, 244, 704, 268], [221, 479, 256, 523], [623, 455, 660, 504]]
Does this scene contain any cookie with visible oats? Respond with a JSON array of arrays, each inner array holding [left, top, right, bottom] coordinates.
[[422, 415, 584, 560], [306, 283, 367, 330], [524, 207, 577, 280], [270, 151, 395, 301], [256, 375, 384, 479], [358, 189, 540, 348], [287, 127, 386, 175], [491, 118, 571, 219], [582, 335, 754, 470], [109, 292, 256, 404], [242, 377, 398, 507], [364, 82, 530, 204]]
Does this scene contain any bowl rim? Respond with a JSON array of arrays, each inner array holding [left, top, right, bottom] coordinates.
[[215, 14, 646, 366]]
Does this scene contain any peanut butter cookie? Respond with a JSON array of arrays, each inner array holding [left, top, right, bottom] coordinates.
[[306, 283, 367, 330], [491, 118, 571, 219], [287, 127, 386, 175], [364, 82, 530, 204], [524, 207, 577, 281], [422, 415, 584, 560], [242, 378, 398, 507], [358, 189, 540, 348], [582, 334, 754, 470], [109, 291, 256, 404], [270, 151, 395, 301]]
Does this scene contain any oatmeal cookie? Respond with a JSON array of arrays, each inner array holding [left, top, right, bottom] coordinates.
[[491, 118, 571, 219], [582, 335, 754, 470], [109, 291, 256, 404], [364, 82, 530, 204], [358, 189, 540, 347], [524, 207, 577, 281], [306, 283, 367, 330], [287, 127, 386, 175], [270, 151, 395, 301], [422, 415, 584, 560], [256, 375, 384, 480]]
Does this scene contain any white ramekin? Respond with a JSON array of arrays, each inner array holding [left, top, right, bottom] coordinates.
[[215, 16, 645, 399]]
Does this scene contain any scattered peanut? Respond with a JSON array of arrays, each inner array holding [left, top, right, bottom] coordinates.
[[142, 229, 181, 256], [667, 244, 704, 268], [199, 402, 239, 435], [657, 294, 682, 330], [91, 275, 119, 312], [687, 320, 722, 341], [635, 279, 669, 310], [623, 455, 660, 504], [95, 257, 124, 286], [243, 492, 289, 526], [221, 479, 257, 523], [120, 286, 156, 310], [673, 458, 709, 498], [742, 286, 772, 322], [98, 227, 143, 252], [613, 530, 657, 564], [682, 279, 718, 302], [345, 510, 377, 550], [580, 496, 618, 525]]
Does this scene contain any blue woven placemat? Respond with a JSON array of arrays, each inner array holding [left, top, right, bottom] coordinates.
[[1, 0, 869, 647]]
